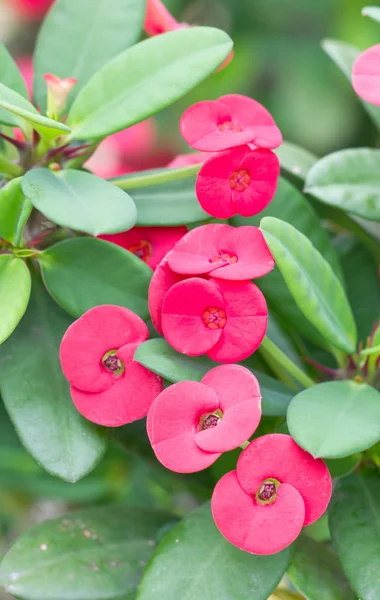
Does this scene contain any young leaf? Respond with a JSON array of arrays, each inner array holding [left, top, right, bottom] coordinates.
[[67, 27, 233, 140], [287, 381, 380, 458], [287, 536, 355, 600], [260, 216, 357, 353], [329, 470, 380, 600], [305, 148, 380, 221], [0, 255, 31, 344], [0, 506, 174, 600], [274, 140, 317, 182], [40, 238, 152, 320], [0, 45, 29, 127], [137, 503, 291, 600], [0, 278, 106, 482], [322, 39, 380, 130], [22, 168, 137, 235], [0, 83, 71, 140], [134, 338, 294, 416], [33, 0, 147, 111], [0, 178, 32, 245]]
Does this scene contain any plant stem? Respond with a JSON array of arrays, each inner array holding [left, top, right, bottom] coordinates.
[[111, 163, 202, 190], [361, 344, 380, 357], [260, 337, 315, 389], [0, 154, 23, 177]]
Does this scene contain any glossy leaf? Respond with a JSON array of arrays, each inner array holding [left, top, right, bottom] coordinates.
[[0, 255, 31, 344], [287, 381, 380, 458], [0, 178, 32, 245], [0, 45, 28, 127], [322, 39, 380, 130], [40, 237, 152, 320], [260, 217, 357, 353], [33, 0, 146, 111], [0, 505, 174, 600], [305, 148, 380, 221], [137, 503, 291, 600], [0, 83, 71, 140], [275, 140, 317, 181], [288, 536, 355, 600], [232, 178, 343, 347], [362, 6, 380, 22], [0, 279, 106, 482], [22, 168, 137, 235], [128, 177, 208, 226], [329, 470, 380, 600], [134, 338, 294, 416], [67, 27, 233, 140]]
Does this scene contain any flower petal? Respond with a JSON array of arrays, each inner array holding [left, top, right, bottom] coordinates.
[[352, 44, 380, 106], [168, 223, 231, 275], [148, 253, 185, 333]]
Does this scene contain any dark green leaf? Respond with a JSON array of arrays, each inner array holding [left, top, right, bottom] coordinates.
[[275, 140, 317, 181], [22, 168, 137, 235], [0, 255, 31, 344], [0, 278, 106, 482], [0, 178, 32, 245], [287, 381, 380, 458], [134, 338, 293, 416], [0, 45, 28, 127], [40, 237, 152, 320], [67, 27, 233, 140], [260, 217, 357, 353], [288, 536, 355, 600], [325, 454, 362, 479], [0, 505, 174, 600], [137, 502, 291, 600], [329, 470, 380, 600], [305, 148, 380, 221]]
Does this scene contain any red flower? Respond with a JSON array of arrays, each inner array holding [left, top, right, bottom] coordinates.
[[212, 434, 332, 555], [196, 146, 280, 218], [148, 253, 186, 334], [60, 305, 162, 427], [180, 95, 282, 152], [143, 0, 187, 36], [16, 57, 33, 98], [147, 365, 262, 473], [167, 223, 274, 280], [10, 0, 53, 19], [167, 152, 209, 169], [161, 277, 268, 362], [99, 226, 187, 270], [352, 44, 380, 106]]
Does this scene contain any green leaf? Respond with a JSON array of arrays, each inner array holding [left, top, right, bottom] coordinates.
[[33, 0, 146, 112], [260, 217, 357, 353], [137, 502, 291, 600], [40, 237, 152, 320], [232, 178, 344, 347], [22, 168, 137, 235], [134, 338, 294, 416], [287, 381, 380, 458], [329, 470, 380, 600], [67, 27, 233, 140], [325, 454, 362, 480], [0, 505, 174, 600], [111, 163, 202, 191], [0, 255, 31, 344], [305, 148, 380, 221], [287, 536, 355, 600], [0, 45, 29, 127], [128, 177, 208, 226], [0, 278, 106, 482], [322, 39, 380, 130], [275, 140, 317, 181], [0, 178, 32, 245], [0, 83, 71, 140], [362, 6, 380, 22]]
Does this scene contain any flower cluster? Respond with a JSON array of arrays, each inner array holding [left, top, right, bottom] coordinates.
[[148, 223, 274, 362], [180, 95, 282, 218]]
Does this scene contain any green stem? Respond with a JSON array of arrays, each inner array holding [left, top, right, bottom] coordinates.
[[260, 337, 315, 389], [110, 163, 201, 191], [361, 344, 380, 357], [0, 154, 23, 177], [240, 441, 250, 450]]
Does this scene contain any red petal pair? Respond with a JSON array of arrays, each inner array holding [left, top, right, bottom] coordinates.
[[60, 305, 162, 427], [212, 434, 332, 555], [147, 365, 262, 473]]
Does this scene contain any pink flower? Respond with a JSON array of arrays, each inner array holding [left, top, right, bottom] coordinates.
[[60, 305, 162, 427], [352, 44, 380, 106], [147, 365, 262, 473], [10, 0, 53, 19], [99, 226, 187, 270], [167, 223, 274, 280], [16, 57, 33, 99], [212, 434, 332, 555], [196, 145, 280, 218], [180, 95, 282, 152], [44, 73, 77, 118], [161, 277, 268, 362], [143, 0, 187, 36], [148, 254, 186, 334], [167, 152, 209, 169]]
